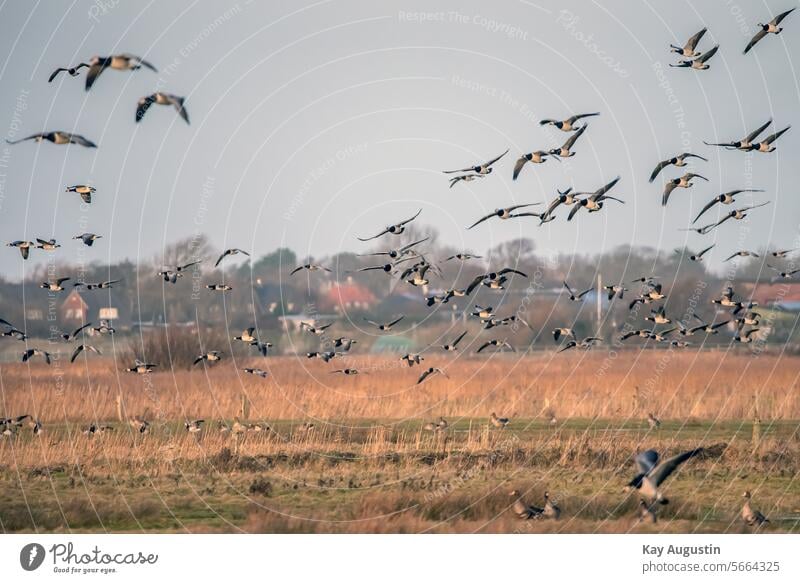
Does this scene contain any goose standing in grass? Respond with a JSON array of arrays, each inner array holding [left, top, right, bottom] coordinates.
[[669, 44, 719, 69], [357, 209, 422, 241], [185, 419, 204, 433], [509, 490, 544, 520], [423, 417, 448, 432], [73, 233, 102, 246], [6, 131, 97, 147], [417, 367, 447, 384], [7, 240, 34, 259], [48, 62, 90, 82], [193, 351, 223, 365], [548, 124, 587, 158], [704, 119, 771, 151], [442, 149, 508, 175], [649, 152, 707, 182], [540, 112, 599, 131], [489, 412, 510, 428], [70, 344, 101, 363], [243, 367, 269, 378], [85, 54, 157, 90], [744, 8, 795, 54], [568, 176, 624, 219], [647, 413, 661, 430], [126, 360, 157, 374], [35, 238, 60, 251], [543, 491, 561, 520], [84, 424, 114, 435], [513, 150, 552, 179], [129, 417, 150, 434], [625, 448, 710, 504], [669, 27, 708, 57], [40, 277, 70, 292], [466, 203, 542, 229], [661, 173, 707, 207], [742, 491, 769, 526], [136, 93, 189, 124], [331, 368, 361, 375], [215, 248, 250, 267], [441, 330, 467, 352], [66, 184, 96, 203]]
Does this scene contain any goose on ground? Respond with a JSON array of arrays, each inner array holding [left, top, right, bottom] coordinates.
[[625, 447, 710, 503], [73, 233, 102, 246], [185, 419, 204, 433], [243, 368, 268, 378], [710, 202, 770, 230], [744, 8, 795, 54], [126, 360, 157, 374], [704, 119, 771, 151], [568, 176, 624, 219], [448, 173, 485, 188], [513, 150, 553, 180], [70, 344, 101, 363], [741, 491, 769, 526], [563, 280, 592, 302], [676, 244, 714, 262], [466, 203, 542, 229], [22, 349, 51, 364], [400, 353, 424, 367], [476, 339, 515, 353], [417, 367, 447, 384], [40, 277, 70, 292], [357, 209, 422, 241], [6, 131, 96, 147], [48, 63, 90, 82], [442, 149, 508, 175], [752, 126, 790, 152], [669, 44, 719, 69], [193, 351, 223, 365], [7, 240, 34, 259], [423, 417, 448, 432], [441, 330, 467, 352], [35, 238, 60, 251], [647, 413, 661, 429], [548, 124, 587, 158], [465, 268, 527, 295], [364, 315, 404, 331], [136, 92, 189, 124], [331, 368, 360, 375], [215, 248, 250, 267], [74, 279, 120, 290], [540, 112, 599, 131], [84, 424, 114, 435], [508, 490, 544, 519], [649, 152, 707, 182], [490, 412, 510, 428], [85, 54, 157, 90], [66, 184, 96, 203], [669, 27, 707, 57], [662, 172, 707, 206], [129, 416, 150, 434], [543, 491, 561, 520], [206, 283, 232, 292], [552, 328, 575, 342]]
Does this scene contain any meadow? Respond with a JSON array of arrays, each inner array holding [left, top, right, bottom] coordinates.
[[1, 349, 798, 533]]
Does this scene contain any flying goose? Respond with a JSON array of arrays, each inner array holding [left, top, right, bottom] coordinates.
[[35, 238, 60, 251], [678, 223, 716, 235], [568, 176, 624, 219], [129, 416, 150, 434], [662, 173, 707, 207], [234, 327, 258, 343], [712, 286, 738, 308], [358, 237, 428, 260], [693, 188, 764, 223], [476, 339, 515, 353], [300, 322, 332, 335], [735, 312, 760, 327], [752, 126, 791, 152], [126, 360, 157, 374], [767, 264, 800, 280], [472, 305, 494, 319], [73, 233, 102, 246], [704, 119, 771, 151], [7, 240, 34, 259], [445, 252, 482, 261], [465, 268, 527, 295], [243, 368, 268, 378], [85, 54, 157, 90], [48, 63, 90, 82], [400, 353, 424, 367], [364, 315, 404, 331], [6, 131, 97, 147], [331, 368, 360, 375], [542, 187, 579, 219], [94, 320, 115, 335], [741, 491, 769, 526], [508, 490, 544, 519], [552, 328, 575, 342], [723, 250, 759, 262], [744, 8, 795, 54], [669, 44, 719, 69], [1, 328, 27, 341], [306, 351, 336, 362], [70, 344, 101, 363], [490, 412, 510, 428], [734, 327, 760, 343], [442, 149, 508, 174], [333, 337, 357, 351], [417, 367, 447, 384], [649, 152, 707, 182], [548, 123, 587, 158], [604, 284, 628, 300], [619, 329, 654, 341], [193, 351, 223, 365], [74, 279, 120, 290], [252, 341, 273, 356], [22, 349, 52, 365], [40, 277, 70, 292], [206, 283, 232, 292], [184, 419, 204, 433], [669, 27, 708, 57], [563, 280, 592, 302], [136, 93, 189, 124], [357, 209, 422, 241], [441, 330, 467, 351], [448, 173, 485, 188], [645, 306, 671, 324], [215, 248, 250, 267], [710, 202, 771, 230], [558, 337, 602, 352], [676, 244, 714, 262], [466, 203, 542, 229], [66, 184, 96, 203], [540, 112, 599, 131], [625, 448, 709, 503], [770, 248, 798, 258], [513, 150, 553, 179]]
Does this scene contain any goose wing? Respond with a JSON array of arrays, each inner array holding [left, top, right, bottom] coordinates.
[[48, 68, 67, 83], [512, 156, 527, 180], [484, 149, 509, 167], [135, 95, 156, 122], [693, 196, 720, 223], [85, 60, 108, 90], [649, 447, 705, 487], [662, 182, 678, 207], [649, 159, 670, 182], [762, 126, 790, 144], [467, 211, 496, 230], [746, 119, 772, 142], [744, 29, 768, 53], [562, 124, 587, 150], [685, 27, 707, 51], [697, 44, 719, 63]]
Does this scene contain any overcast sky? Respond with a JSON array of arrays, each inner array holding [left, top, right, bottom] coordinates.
[[0, 0, 798, 279]]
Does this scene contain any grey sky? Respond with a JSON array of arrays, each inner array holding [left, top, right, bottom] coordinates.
[[0, 0, 798, 279]]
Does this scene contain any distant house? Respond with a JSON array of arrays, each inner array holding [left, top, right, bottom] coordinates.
[[742, 282, 800, 311], [318, 279, 376, 313], [59, 288, 130, 328]]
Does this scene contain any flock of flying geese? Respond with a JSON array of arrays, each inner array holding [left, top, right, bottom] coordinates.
[[2, 9, 793, 527]]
